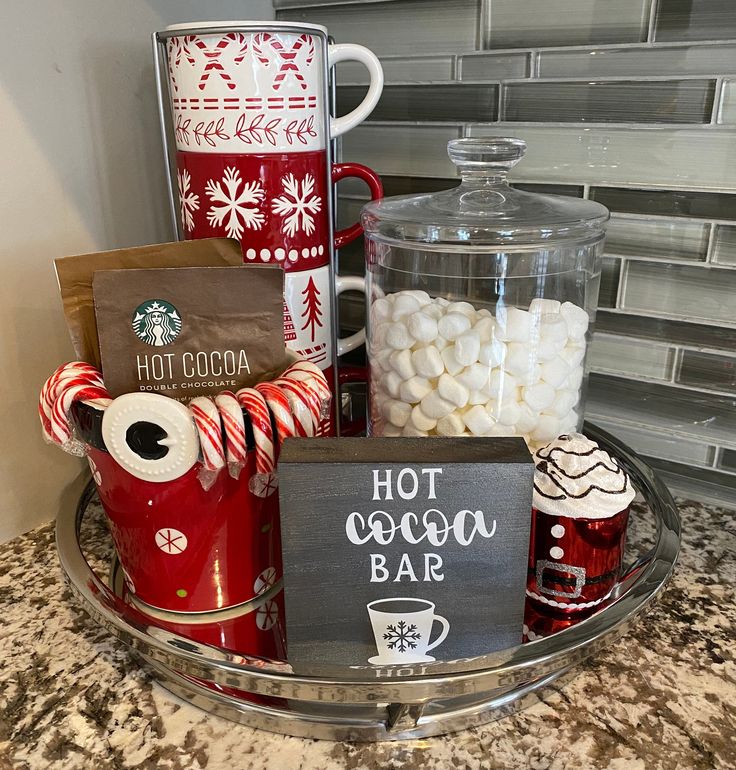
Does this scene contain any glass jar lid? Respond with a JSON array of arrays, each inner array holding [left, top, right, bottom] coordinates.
[[361, 137, 609, 248]]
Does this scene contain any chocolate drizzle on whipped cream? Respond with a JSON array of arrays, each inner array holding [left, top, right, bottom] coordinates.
[[532, 433, 635, 519]]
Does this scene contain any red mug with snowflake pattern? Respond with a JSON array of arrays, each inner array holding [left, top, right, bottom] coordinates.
[[175, 149, 382, 433]]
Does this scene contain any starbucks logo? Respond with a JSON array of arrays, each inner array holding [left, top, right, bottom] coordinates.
[[132, 300, 182, 347]]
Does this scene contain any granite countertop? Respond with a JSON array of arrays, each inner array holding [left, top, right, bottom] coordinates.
[[0, 495, 734, 770]]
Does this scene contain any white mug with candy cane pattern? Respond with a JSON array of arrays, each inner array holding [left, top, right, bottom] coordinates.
[[160, 21, 382, 154]]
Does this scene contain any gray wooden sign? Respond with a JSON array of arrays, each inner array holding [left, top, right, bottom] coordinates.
[[278, 437, 534, 676]]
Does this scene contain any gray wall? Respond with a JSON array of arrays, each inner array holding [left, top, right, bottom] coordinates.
[[0, 1, 273, 543], [277, 0, 736, 508]]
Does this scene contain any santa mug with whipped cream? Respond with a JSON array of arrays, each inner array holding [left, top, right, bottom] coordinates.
[[526, 433, 636, 617]]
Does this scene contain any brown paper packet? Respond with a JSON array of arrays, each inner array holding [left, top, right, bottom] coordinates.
[[54, 238, 244, 368], [93, 265, 285, 400]]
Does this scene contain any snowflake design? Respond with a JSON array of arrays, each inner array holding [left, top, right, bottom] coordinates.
[[383, 620, 421, 653], [155, 528, 188, 555], [177, 169, 200, 233], [271, 173, 321, 237], [205, 166, 265, 239]]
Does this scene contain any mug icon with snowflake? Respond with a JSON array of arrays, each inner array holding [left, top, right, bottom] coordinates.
[[366, 598, 450, 665]]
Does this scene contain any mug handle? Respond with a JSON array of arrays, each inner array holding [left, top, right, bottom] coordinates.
[[425, 614, 451, 653], [328, 43, 384, 139], [335, 275, 366, 357], [331, 163, 383, 250]]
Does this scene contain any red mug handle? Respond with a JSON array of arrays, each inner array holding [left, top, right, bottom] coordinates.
[[338, 365, 367, 436], [331, 163, 383, 250]]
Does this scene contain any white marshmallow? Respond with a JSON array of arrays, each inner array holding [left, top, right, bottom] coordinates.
[[402, 290, 432, 307], [477, 308, 493, 318], [372, 321, 391, 348], [484, 423, 517, 437], [435, 297, 450, 307], [440, 345, 464, 376], [560, 302, 589, 340], [412, 346, 445, 378], [389, 349, 416, 380], [487, 370, 518, 402], [373, 348, 394, 373], [563, 367, 584, 392], [560, 342, 586, 369], [559, 409, 579, 433], [371, 297, 392, 323], [382, 423, 402, 437], [547, 389, 579, 418], [496, 399, 522, 426], [410, 404, 437, 431], [479, 339, 506, 368], [446, 301, 477, 319], [391, 294, 422, 320], [438, 372, 470, 408], [463, 405, 496, 436], [420, 391, 456, 419], [383, 399, 412, 428], [468, 389, 489, 405], [529, 297, 561, 317], [399, 376, 432, 404], [386, 322, 415, 350], [522, 382, 556, 412], [532, 414, 561, 443], [438, 312, 472, 341], [540, 314, 569, 351], [473, 316, 496, 343], [433, 335, 449, 351], [457, 363, 491, 391], [504, 343, 535, 377], [422, 302, 444, 321], [402, 424, 428, 437], [516, 403, 539, 433], [517, 364, 542, 387], [384, 371, 402, 399], [454, 331, 481, 366], [436, 412, 465, 437], [498, 307, 533, 343], [407, 311, 439, 344], [540, 356, 571, 389]]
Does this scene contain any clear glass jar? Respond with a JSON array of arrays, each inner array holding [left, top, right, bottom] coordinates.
[[361, 137, 609, 447]]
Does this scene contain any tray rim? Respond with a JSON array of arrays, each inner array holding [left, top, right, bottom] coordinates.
[[56, 422, 680, 705]]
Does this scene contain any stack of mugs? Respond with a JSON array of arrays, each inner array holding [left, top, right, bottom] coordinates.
[[157, 21, 384, 431]]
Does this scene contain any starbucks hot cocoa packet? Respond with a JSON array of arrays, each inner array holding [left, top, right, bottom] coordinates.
[[93, 265, 285, 400], [54, 238, 245, 368]]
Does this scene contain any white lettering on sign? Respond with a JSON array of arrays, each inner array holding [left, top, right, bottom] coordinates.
[[372, 467, 443, 501], [345, 509, 497, 547], [369, 552, 445, 582]]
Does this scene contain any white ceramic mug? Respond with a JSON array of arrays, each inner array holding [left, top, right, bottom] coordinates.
[[163, 21, 383, 154], [367, 598, 450, 665]]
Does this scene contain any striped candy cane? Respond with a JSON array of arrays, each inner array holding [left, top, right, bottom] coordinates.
[[273, 376, 322, 437], [252, 33, 314, 91], [236, 387, 277, 498], [215, 390, 247, 478], [255, 382, 296, 445], [191, 33, 248, 91], [50, 383, 111, 447], [40, 363, 103, 434], [189, 397, 226, 474]]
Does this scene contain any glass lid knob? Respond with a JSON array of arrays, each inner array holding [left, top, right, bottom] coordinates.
[[447, 137, 527, 176]]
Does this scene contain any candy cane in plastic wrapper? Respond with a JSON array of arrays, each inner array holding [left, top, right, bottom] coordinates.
[[215, 390, 247, 479], [236, 387, 277, 498], [189, 396, 226, 491]]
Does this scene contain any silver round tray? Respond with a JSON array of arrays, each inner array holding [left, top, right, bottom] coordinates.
[[56, 423, 680, 741]]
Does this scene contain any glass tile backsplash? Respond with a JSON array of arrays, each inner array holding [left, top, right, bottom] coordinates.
[[502, 79, 716, 124], [279, 0, 736, 505]]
